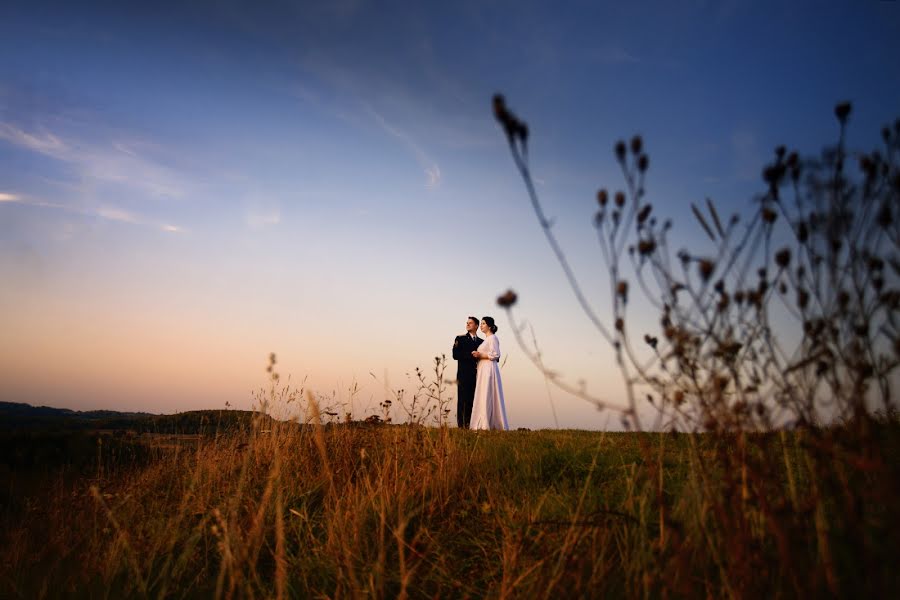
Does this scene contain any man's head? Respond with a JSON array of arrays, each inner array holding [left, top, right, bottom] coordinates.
[[465, 317, 479, 334]]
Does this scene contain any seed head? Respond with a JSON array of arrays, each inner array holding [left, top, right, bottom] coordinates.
[[630, 135, 643, 155], [834, 101, 852, 125], [637, 239, 656, 255], [637, 204, 652, 224], [698, 259, 715, 281], [614, 191, 626, 207], [637, 154, 649, 172], [775, 248, 791, 268], [615, 140, 627, 161], [496, 289, 518, 307], [786, 152, 798, 168], [597, 189, 608, 206]]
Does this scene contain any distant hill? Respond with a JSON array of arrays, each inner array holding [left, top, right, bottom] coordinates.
[[0, 402, 277, 434], [0, 401, 157, 430]]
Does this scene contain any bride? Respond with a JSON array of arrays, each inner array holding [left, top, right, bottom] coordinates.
[[469, 316, 509, 430]]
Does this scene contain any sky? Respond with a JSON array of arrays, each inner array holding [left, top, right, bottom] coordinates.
[[1, 0, 899, 429]]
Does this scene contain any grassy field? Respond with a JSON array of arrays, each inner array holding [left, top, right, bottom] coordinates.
[[1, 414, 898, 598]]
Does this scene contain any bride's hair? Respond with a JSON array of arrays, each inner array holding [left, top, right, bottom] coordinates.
[[482, 316, 498, 334]]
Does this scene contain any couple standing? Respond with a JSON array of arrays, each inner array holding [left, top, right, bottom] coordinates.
[[452, 316, 509, 430]]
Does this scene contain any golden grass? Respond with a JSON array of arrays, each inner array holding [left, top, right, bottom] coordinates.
[[1, 414, 898, 598]]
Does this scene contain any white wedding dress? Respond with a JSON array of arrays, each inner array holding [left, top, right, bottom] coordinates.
[[469, 334, 509, 430]]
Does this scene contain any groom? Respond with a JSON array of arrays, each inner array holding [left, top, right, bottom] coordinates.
[[452, 316, 481, 428]]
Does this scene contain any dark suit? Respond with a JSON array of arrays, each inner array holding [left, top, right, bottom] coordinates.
[[452, 334, 482, 428]]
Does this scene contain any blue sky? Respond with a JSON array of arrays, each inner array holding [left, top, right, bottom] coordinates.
[[1, 0, 898, 428]]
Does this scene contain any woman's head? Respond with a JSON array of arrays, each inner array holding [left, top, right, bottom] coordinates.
[[480, 316, 498, 334]]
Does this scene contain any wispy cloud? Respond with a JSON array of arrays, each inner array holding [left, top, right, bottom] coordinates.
[[0, 123, 66, 155], [0, 121, 187, 198], [368, 107, 441, 188], [0, 191, 185, 233]]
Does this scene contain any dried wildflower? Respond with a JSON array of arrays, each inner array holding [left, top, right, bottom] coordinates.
[[775, 248, 791, 268], [615, 318, 624, 332], [492, 94, 528, 144], [637, 154, 649, 172], [597, 188, 608, 206], [496, 289, 518, 307], [786, 151, 798, 167], [763, 164, 785, 187], [637, 239, 656, 255], [797, 221, 809, 243], [834, 101, 852, 124], [614, 191, 626, 207], [644, 334, 658, 349], [797, 289, 809, 309], [775, 145, 786, 160], [761, 207, 777, 224], [637, 204, 652, 224], [698, 259, 715, 281], [615, 140, 627, 161], [616, 280, 629, 302], [747, 290, 761, 308], [630, 135, 643, 155], [860, 156, 876, 178]]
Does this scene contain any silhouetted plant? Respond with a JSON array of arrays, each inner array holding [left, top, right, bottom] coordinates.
[[493, 94, 900, 596], [493, 94, 898, 432]]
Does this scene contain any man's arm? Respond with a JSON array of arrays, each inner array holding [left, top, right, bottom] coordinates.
[[452, 336, 463, 361]]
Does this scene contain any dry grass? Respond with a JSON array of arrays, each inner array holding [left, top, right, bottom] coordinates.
[[1, 413, 898, 598]]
